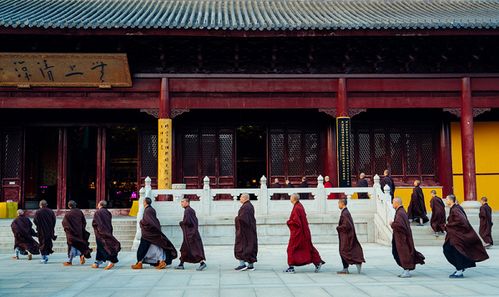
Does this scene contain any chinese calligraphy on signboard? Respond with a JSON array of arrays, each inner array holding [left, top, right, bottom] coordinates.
[[158, 118, 173, 189], [336, 117, 352, 187], [0, 53, 132, 87]]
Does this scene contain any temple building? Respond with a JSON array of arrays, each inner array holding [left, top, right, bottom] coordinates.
[[0, 0, 498, 212]]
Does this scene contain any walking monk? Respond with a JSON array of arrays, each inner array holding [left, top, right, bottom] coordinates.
[[33, 200, 57, 263], [390, 197, 425, 278], [479, 197, 493, 248], [132, 197, 177, 269], [444, 195, 489, 278], [234, 193, 258, 271], [407, 180, 429, 226], [92, 200, 121, 270], [176, 197, 207, 271], [284, 193, 325, 273], [62, 200, 92, 266], [429, 190, 446, 237], [336, 198, 365, 274], [11, 209, 40, 260]]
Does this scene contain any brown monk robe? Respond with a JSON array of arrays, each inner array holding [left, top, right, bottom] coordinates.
[[92, 201, 121, 270], [176, 198, 206, 271], [390, 197, 425, 278], [33, 200, 57, 263], [234, 193, 258, 271], [11, 209, 40, 260], [62, 200, 92, 266], [336, 199, 365, 274], [429, 191, 446, 236], [132, 197, 177, 270], [479, 197, 493, 247], [407, 180, 429, 225], [380, 169, 395, 199], [444, 195, 489, 278], [285, 193, 324, 273]]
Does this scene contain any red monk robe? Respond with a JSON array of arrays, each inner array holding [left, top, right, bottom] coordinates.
[[391, 206, 425, 271], [287, 201, 324, 267]]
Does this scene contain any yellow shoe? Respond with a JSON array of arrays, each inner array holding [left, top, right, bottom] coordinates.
[[80, 255, 85, 265], [131, 262, 143, 270], [91, 263, 99, 269], [156, 261, 167, 270], [104, 263, 115, 270], [63, 262, 72, 266]]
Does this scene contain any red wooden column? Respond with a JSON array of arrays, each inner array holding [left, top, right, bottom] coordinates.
[[57, 128, 67, 209], [336, 78, 352, 187], [157, 78, 173, 200], [460, 77, 478, 204], [96, 127, 107, 205], [337, 78, 348, 117], [438, 120, 453, 197]]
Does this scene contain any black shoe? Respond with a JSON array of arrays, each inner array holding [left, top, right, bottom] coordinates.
[[175, 264, 184, 270], [284, 267, 295, 273], [246, 266, 255, 271], [314, 261, 325, 273], [196, 263, 207, 271], [234, 265, 247, 271]]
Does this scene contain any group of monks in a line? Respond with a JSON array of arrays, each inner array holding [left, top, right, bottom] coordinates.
[[11, 191, 493, 278]]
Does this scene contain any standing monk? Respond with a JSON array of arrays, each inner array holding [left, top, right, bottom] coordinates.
[[62, 200, 92, 266], [429, 190, 446, 237], [285, 193, 325, 273], [132, 197, 177, 269], [11, 209, 40, 260], [479, 197, 493, 248], [357, 173, 369, 199], [390, 197, 425, 278], [176, 197, 207, 271], [444, 195, 489, 278], [407, 180, 429, 226], [92, 200, 121, 270], [33, 200, 57, 263], [336, 199, 365, 274], [380, 169, 395, 199], [234, 193, 258, 271]]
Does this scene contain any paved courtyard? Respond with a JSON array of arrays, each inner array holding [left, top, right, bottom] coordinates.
[[0, 244, 497, 297]]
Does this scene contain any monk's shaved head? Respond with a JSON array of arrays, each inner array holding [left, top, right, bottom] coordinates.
[[392, 197, 402, 209], [17, 209, 24, 216], [481, 196, 488, 203], [39, 200, 48, 208], [68, 200, 77, 209], [240, 193, 250, 203], [290, 193, 300, 203]]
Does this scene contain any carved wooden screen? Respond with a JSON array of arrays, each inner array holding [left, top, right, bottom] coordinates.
[[351, 125, 437, 185], [139, 130, 158, 188], [269, 128, 321, 186], [1, 127, 23, 203], [180, 127, 235, 191]]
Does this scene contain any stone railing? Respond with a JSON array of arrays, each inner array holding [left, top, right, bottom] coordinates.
[[132, 174, 393, 249]]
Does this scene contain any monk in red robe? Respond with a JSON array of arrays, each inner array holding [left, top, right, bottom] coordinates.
[[479, 197, 493, 248], [324, 175, 335, 199], [92, 200, 121, 270], [176, 197, 207, 271], [444, 194, 489, 278], [336, 198, 365, 274], [33, 200, 57, 263], [285, 193, 325, 273], [234, 193, 258, 271], [390, 197, 425, 278], [429, 190, 446, 237], [11, 209, 40, 260], [62, 200, 92, 266]]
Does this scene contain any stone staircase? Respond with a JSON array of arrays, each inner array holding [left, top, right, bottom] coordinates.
[[410, 224, 445, 246], [0, 217, 136, 254]]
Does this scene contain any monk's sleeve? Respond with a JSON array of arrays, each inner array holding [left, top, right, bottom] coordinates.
[[287, 209, 301, 228], [390, 215, 404, 232], [336, 215, 350, 233], [479, 207, 485, 220]]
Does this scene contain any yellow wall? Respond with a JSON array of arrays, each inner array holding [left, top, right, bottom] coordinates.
[[451, 122, 499, 210], [396, 187, 443, 211]]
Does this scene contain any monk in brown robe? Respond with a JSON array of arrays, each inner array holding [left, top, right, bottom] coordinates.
[[380, 169, 395, 200], [234, 193, 258, 271], [11, 209, 40, 260], [62, 200, 92, 266], [92, 200, 121, 270], [444, 194, 489, 278], [407, 180, 429, 226], [285, 193, 325, 273], [429, 190, 446, 237], [336, 198, 365, 274], [479, 197, 493, 248], [33, 200, 57, 263], [175, 197, 206, 271], [390, 197, 425, 278], [132, 197, 177, 269]]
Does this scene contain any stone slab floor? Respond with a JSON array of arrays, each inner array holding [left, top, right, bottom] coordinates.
[[0, 244, 497, 297]]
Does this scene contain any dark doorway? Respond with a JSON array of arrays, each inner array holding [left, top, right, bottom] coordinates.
[[24, 128, 59, 209], [67, 127, 97, 209], [236, 125, 266, 189], [107, 126, 138, 208]]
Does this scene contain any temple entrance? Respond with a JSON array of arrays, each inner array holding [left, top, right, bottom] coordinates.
[[236, 125, 266, 189], [24, 128, 59, 209]]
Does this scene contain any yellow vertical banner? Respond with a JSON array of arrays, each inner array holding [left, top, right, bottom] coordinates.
[[158, 118, 172, 189]]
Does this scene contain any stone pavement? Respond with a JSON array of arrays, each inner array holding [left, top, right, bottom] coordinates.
[[0, 244, 497, 297]]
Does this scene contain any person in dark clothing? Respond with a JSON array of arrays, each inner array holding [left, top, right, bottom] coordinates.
[[407, 180, 429, 226], [11, 209, 40, 260], [33, 200, 57, 264], [92, 200, 121, 270], [429, 190, 446, 237], [336, 199, 365, 274], [234, 193, 258, 271], [299, 176, 310, 200], [357, 173, 369, 199], [62, 200, 92, 266], [444, 194, 488, 278], [271, 178, 283, 200], [479, 196, 493, 248], [380, 169, 396, 199], [176, 197, 207, 271]]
